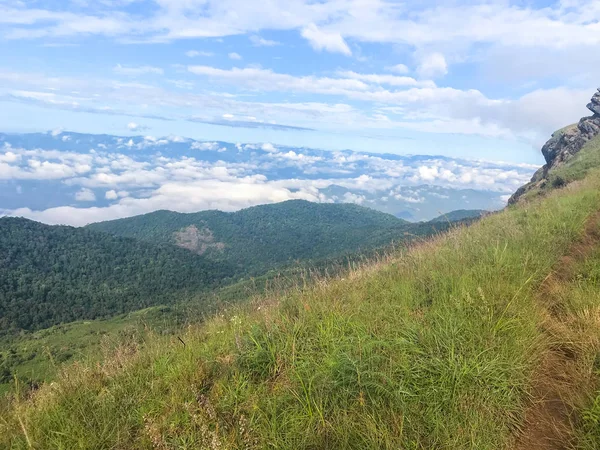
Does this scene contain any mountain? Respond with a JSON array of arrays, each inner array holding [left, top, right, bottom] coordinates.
[[428, 209, 488, 223], [0, 217, 235, 333], [1, 202, 456, 334], [509, 88, 600, 204], [87, 200, 444, 275], [6, 92, 600, 448]]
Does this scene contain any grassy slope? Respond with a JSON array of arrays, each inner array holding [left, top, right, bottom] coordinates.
[[4, 170, 600, 448], [0, 243, 412, 395], [555, 235, 600, 449]]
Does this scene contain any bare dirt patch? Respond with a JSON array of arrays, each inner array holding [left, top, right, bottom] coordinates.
[[174, 225, 225, 255]]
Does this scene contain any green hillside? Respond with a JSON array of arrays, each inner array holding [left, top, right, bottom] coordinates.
[[428, 209, 488, 223], [0, 202, 456, 392], [86, 200, 427, 275], [4, 132, 600, 448], [0, 218, 235, 333], [1, 202, 450, 334]]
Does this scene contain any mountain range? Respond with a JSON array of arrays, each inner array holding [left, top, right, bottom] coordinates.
[[1, 201, 477, 335]]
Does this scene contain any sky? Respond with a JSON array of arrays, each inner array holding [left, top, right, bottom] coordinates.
[[0, 131, 538, 225], [1, 0, 599, 164]]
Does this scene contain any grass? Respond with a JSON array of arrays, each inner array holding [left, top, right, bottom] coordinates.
[[0, 307, 184, 396], [3, 167, 600, 449], [0, 252, 383, 397], [548, 237, 600, 449]]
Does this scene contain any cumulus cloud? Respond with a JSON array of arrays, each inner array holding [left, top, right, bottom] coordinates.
[[261, 143, 277, 153], [191, 141, 221, 151], [127, 122, 149, 132], [0, 132, 538, 225], [388, 64, 410, 74], [228, 52, 242, 60], [301, 23, 352, 56], [105, 189, 118, 200], [75, 188, 96, 202], [416, 53, 448, 79]]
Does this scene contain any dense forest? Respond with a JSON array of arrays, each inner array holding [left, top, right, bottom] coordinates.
[[0, 218, 235, 333], [87, 200, 444, 275], [1, 202, 462, 335]]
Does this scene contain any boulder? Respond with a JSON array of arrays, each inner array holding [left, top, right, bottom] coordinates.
[[587, 88, 600, 116]]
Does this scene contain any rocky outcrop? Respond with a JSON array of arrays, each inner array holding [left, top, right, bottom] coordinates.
[[509, 89, 600, 204], [587, 88, 600, 116]]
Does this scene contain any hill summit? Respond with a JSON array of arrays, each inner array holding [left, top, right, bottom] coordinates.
[[509, 88, 600, 203]]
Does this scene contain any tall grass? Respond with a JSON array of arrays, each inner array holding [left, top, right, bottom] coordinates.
[[3, 175, 600, 449], [549, 237, 600, 449]]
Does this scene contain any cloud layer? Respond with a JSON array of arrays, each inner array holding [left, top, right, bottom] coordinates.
[[0, 131, 538, 226]]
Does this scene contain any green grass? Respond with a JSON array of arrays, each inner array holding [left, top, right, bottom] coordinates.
[[3, 169, 600, 448], [0, 307, 180, 396], [0, 254, 387, 397]]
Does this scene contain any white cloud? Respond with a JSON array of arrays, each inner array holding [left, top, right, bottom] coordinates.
[[186, 50, 213, 57], [342, 192, 365, 205], [0, 132, 539, 225], [105, 189, 118, 200], [388, 64, 410, 74], [113, 64, 164, 76], [261, 143, 277, 153], [249, 35, 280, 46], [337, 71, 435, 88], [127, 122, 148, 132], [416, 53, 448, 79], [3, 0, 600, 58], [191, 141, 220, 151], [301, 23, 352, 56], [228, 52, 242, 60], [75, 188, 96, 202], [0, 151, 20, 163]]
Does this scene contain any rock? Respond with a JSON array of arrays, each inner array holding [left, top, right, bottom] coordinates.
[[587, 88, 600, 116], [509, 89, 600, 204]]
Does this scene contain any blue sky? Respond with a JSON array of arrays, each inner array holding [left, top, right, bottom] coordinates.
[[0, 131, 537, 225], [1, 0, 599, 165]]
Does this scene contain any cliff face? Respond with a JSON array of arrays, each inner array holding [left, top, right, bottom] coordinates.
[[509, 89, 600, 204]]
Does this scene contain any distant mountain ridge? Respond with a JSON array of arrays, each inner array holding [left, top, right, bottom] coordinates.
[[428, 209, 488, 223], [2, 201, 466, 333], [86, 200, 419, 276]]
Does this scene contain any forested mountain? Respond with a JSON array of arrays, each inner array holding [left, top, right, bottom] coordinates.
[[1, 202, 456, 334], [87, 200, 444, 275], [429, 209, 488, 223], [0, 218, 235, 333]]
